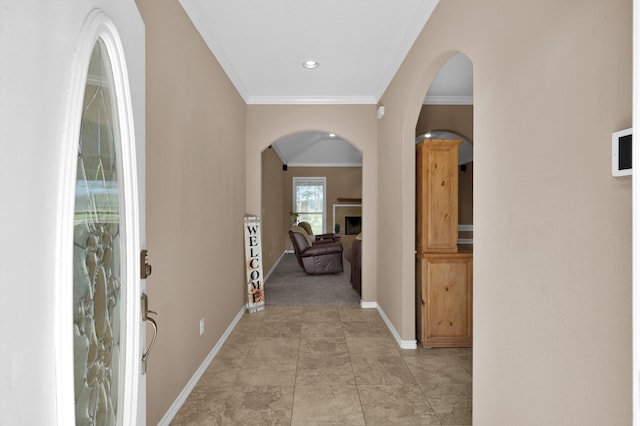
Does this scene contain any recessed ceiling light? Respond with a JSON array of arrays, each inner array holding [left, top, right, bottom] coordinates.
[[302, 60, 319, 69]]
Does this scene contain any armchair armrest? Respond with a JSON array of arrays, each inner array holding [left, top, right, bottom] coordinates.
[[300, 241, 343, 257], [313, 233, 336, 243]]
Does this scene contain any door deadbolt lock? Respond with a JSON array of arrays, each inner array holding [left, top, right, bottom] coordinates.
[[140, 249, 152, 279]]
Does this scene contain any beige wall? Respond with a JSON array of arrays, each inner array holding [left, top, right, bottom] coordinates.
[[136, 0, 247, 423], [380, 0, 632, 424], [261, 147, 287, 274], [247, 105, 378, 302]]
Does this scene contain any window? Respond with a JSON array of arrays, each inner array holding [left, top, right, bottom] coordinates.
[[293, 177, 326, 233]]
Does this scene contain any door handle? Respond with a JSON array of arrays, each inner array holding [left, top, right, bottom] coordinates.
[[141, 293, 158, 374]]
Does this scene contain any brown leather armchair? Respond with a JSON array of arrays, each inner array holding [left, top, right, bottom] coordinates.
[[289, 228, 344, 274]]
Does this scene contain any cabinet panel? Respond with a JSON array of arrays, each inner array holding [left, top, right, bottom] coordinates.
[[416, 140, 460, 253], [416, 253, 472, 348]]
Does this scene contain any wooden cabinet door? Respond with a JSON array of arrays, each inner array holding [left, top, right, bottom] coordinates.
[[416, 139, 460, 253], [417, 253, 472, 347]]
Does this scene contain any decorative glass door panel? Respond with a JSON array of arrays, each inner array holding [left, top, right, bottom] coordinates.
[[73, 39, 123, 426]]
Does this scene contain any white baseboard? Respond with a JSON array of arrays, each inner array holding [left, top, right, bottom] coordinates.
[[264, 251, 287, 282], [360, 300, 377, 309], [375, 304, 418, 350], [157, 304, 248, 426]]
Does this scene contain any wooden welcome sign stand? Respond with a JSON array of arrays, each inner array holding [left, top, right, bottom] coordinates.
[[244, 215, 265, 313]]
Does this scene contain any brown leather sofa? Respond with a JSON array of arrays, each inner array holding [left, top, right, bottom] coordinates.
[[345, 236, 362, 295], [289, 227, 344, 274]]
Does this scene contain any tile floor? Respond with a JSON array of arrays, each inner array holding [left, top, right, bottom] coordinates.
[[170, 306, 472, 425]]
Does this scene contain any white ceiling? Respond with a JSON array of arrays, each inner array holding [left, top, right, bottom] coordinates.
[[423, 54, 473, 105], [178, 0, 473, 166], [272, 132, 362, 167], [179, 0, 441, 104]]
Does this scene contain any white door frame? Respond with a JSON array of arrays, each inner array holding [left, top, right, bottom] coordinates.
[[56, 9, 145, 425]]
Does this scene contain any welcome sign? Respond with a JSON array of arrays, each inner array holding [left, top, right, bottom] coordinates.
[[244, 215, 265, 313]]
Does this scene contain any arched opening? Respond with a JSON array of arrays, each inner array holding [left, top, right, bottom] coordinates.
[[260, 130, 364, 306], [412, 51, 474, 415]]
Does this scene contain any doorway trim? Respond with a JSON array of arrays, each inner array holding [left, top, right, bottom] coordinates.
[[56, 9, 142, 425]]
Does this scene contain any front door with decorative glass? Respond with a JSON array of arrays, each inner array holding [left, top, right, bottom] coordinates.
[[65, 9, 146, 426]]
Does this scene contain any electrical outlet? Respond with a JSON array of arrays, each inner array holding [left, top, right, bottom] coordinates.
[[199, 318, 205, 336]]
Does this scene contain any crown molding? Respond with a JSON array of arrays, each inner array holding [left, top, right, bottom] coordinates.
[[179, 0, 250, 102], [373, 0, 440, 100], [247, 95, 377, 105], [423, 95, 474, 105]]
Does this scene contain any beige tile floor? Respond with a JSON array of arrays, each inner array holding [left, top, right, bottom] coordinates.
[[170, 306, 472, 425]]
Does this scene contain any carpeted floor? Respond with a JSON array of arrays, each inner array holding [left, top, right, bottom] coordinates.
[[265, 253, 360, 306]]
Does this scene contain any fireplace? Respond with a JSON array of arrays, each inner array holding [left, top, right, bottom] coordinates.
[[345, 216, 362, 235], [333, 204, 362, 242]]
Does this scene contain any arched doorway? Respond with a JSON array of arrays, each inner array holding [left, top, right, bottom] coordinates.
[[412, 52, 474, 421], [245, 106, 378, 306], [413, 53, 474, 344], [260, 131, 364, 305]]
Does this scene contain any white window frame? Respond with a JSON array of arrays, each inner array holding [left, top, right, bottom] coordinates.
[[293, 177, 327, 233]]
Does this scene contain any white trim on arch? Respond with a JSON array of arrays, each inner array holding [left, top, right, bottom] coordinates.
[[56, 9, 142, 425]]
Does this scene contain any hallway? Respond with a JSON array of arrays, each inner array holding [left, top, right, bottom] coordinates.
[[170, 306, 472, 425]]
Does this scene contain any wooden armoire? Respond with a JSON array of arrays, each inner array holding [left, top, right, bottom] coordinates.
[[416, 139, 473, 348]]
